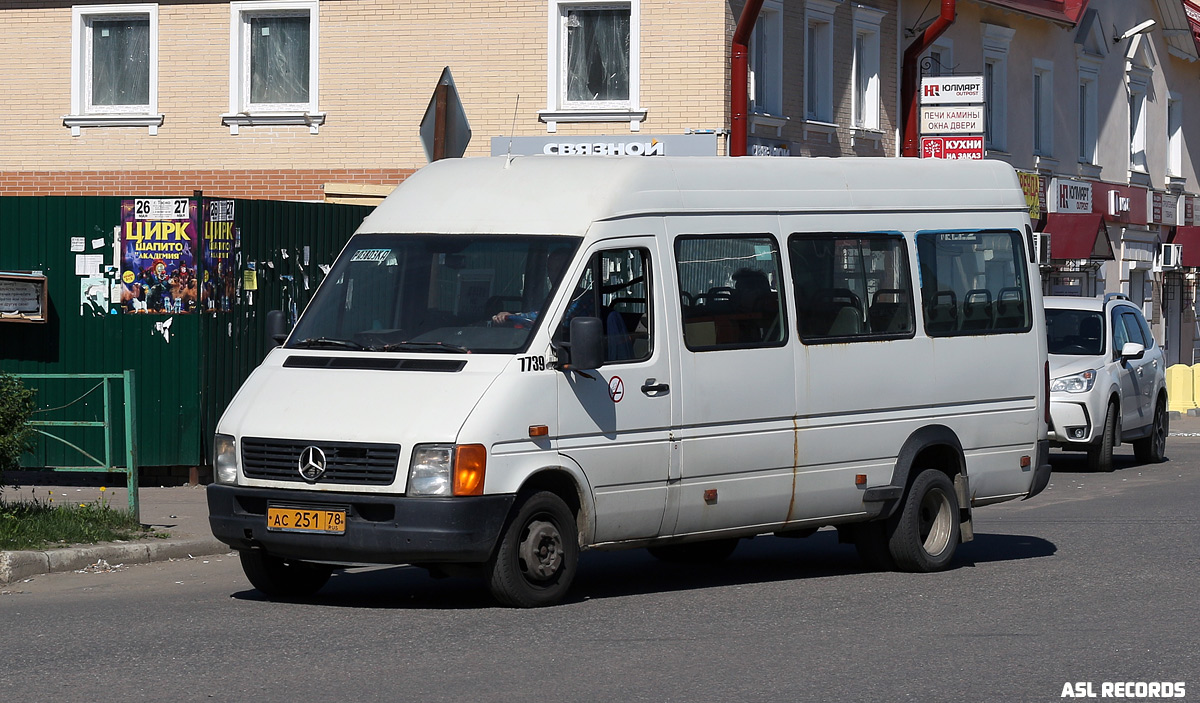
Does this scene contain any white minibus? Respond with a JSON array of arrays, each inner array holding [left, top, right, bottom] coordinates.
[[209, 156, 1051, 606]]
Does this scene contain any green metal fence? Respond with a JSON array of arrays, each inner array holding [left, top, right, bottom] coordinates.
[[13, 372, 140, 520]]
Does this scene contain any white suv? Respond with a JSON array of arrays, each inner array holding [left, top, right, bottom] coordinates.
[[1045, 294, 1168, 471]]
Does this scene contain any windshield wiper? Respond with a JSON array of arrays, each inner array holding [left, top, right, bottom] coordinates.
[[375, 341, 470, 354], [291, 337, 368, 351]]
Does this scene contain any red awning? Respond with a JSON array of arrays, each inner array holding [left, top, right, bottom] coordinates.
[[1188, 1, 1200, 58], [1170, 226, 1200, 267], [1043, 212, 1114, 260], [976, 0, 1089, 26]]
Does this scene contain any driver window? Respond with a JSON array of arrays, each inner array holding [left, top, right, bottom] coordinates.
[[555, 248, 652, 363]]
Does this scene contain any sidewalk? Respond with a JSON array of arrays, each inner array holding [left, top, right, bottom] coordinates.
[[4, 411, 1198, 585], [1, 480, 226, 585]]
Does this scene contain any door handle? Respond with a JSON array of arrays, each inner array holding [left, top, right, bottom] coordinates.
[[641, 379, 669, 395]]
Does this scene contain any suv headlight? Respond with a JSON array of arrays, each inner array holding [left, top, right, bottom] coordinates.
[[1050, 369, 1097, 393], [407, 444, 487, 497], [214, 434, 238, 484]]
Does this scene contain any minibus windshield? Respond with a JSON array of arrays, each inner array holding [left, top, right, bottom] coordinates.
[[288, 234, 581, 354]]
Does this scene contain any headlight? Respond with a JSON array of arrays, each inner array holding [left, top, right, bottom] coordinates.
[[1050, 369, 1096, 393], [408, 444, 487, 497], [214, 434, 238, 484]]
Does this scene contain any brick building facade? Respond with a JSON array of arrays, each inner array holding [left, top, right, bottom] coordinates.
[[0, 1, 898, 201]]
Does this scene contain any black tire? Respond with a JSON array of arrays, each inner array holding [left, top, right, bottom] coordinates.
[[1133, 396, 1168, 464], [1087, 403, 1118, 473], [487, 491, 579, 608], [239, 550, 333, 598], [886, 469, 960, 572], [647, 538, 739, 563]]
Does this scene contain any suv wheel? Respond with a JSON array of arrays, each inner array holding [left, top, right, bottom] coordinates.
[[1087, 402, 1118, 473], [1133, 396, 1168, 464]]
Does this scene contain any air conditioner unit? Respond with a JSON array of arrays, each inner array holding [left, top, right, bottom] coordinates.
[[1033, 232, 1052, 264], [1159, 242, 1182, 270]]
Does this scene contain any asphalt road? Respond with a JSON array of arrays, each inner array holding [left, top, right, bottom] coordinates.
[[2, 440, 1198, 703]]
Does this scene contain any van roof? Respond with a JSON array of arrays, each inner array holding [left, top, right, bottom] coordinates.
[[358, 156, 1028, 236]]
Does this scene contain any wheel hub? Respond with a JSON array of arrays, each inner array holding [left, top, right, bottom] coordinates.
[[918, 488, 954, 556], [518, 519, 563, 581]]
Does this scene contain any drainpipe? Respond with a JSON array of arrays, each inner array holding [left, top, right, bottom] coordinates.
[[900, 0, 956, 157], [730, 0, 766, 156]]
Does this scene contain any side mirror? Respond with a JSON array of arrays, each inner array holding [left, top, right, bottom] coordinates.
[[1120, 341, 1145, 360], [562, 317, 605, 372], [265, 309, 290, 348]]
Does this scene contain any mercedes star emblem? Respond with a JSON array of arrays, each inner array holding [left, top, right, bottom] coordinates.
[[298, 445, 328, 482]]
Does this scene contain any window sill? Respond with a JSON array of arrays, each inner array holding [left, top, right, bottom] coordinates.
[[222, 112, 326, 135], [850, 126, 884, 149], [63, 114, 164, 137], [1167, 175, 1187, 192], [1076, 161, 1103, 179], [538, 109, 647, 134], [1034, 154, 1058, 170], [802, 119, 837, 143], [1128, 169, 1151, 187], [749, 113, 789, 137]]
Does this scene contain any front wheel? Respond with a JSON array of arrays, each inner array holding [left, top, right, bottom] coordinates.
[[487, 491, 579, 608], [887, 469, 961, 572], [1087, 403, 1118, 472], [1133, 396, 1168, 464], [239, 550, 333, 598]]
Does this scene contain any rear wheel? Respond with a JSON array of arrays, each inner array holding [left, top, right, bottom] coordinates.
[[487, 491, 579, 608], [239, 550, 332, 598], [1133, 396, 1168, 464], [1087, 403, 1118, 472], [647, 538, 739, 564], [887, 469, 960, 572]]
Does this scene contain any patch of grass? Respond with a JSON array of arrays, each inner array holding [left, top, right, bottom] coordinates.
[[0, 491, 155, 551]]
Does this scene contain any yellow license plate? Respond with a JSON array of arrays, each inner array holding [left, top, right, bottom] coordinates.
[[266, 506, 347, 534]]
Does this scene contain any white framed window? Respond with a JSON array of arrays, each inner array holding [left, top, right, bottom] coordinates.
[[65, 4, 161, 136], [1075, 10, 1106, 172], [925, 38, 953, 77], [1126, 54, 1152, 175], [852, 5, 885, 133], [225, 1, 322, 135], [1032, 59, 1053, 157], [1077, 67, 1098, 164], [541, 1, 644, 133], [804, 0, 838, 128], [750, 1, 783, 117], [982, 23, 1014, 153], [1167, 94, 1183, 180]]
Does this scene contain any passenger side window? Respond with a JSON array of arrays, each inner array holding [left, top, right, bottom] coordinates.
[[915, 230, 1032, 336], [1112, 308, 1148, 355], [675, 235, 786, 350], [554, 247, 651, 363], [788, 234, 914, 342]]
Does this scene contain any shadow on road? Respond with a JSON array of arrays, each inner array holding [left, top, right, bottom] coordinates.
[[230, 528, 1057, 609], [1048, 451, 1171, 474]]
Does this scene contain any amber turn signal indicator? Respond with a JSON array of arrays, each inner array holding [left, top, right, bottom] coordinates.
[[1020, 455, 1031, 468], [855, 474, 867, 486], [529, 425, 549, 437], [453, 444, 487, 496]]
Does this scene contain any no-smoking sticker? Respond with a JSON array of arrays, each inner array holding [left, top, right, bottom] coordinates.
[[608, 376, 625, 402]]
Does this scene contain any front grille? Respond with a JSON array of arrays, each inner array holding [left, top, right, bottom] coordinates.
[[242, 438, 401, 485]]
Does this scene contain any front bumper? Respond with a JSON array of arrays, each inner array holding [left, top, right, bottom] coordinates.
[[207, 484, 514, 565], [1048, 400, 1094, 447]]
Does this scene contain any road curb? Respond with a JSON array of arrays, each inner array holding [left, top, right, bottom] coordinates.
[[0, 537, 229, 585]]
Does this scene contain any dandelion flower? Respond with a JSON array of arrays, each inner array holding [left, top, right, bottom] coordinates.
[[100, 487, 106, 492], [80, 503, 86, 508]]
